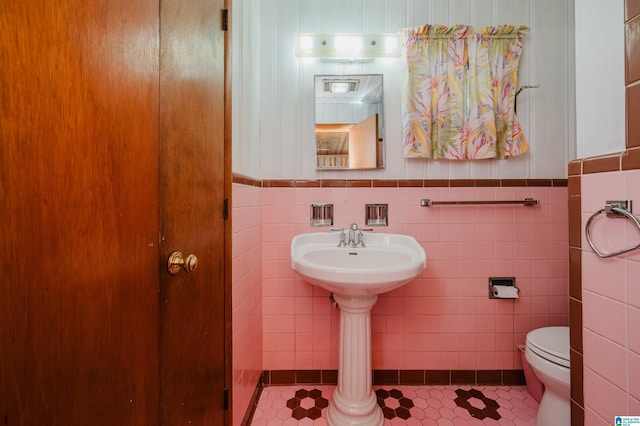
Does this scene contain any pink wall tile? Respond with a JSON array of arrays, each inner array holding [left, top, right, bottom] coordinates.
[[262, 188, 295, 206], [294, 351, 314, 369], [549, 296, 568, 315], [581, 172, 626, 213], [252, 185, 568, 375], [441, 352, 460, 369], [262, 296, 296, 315], [313, 351, 336, 369], [584, 408, 612, 426], [583, 329, 628, 390], [583, 252, 627, 302], [477, 333, 496, 351], [549, 277, 569, 296], [583, 291, 627, 346], [630, 398, 640, 421], [548, 187, 568, 206], [459, 352, 478, 369], [628, 351, 640, 401], [627, 261, 640, 309], [263, 351, 294, 370], [581, 169, 639, 421], [629, 306, 640, 354], [232, 183, 263, 426], [263, 333, 294, 353], [584, 368, 628, 422], [478, 351, 497, 370], [263, 314, 295, 334], [514, 296, 532, 315], [403, 351, 424, 369], [495, 351, 514, 369]]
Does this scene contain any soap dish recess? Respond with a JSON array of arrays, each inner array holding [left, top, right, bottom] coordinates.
[[365, 204, 388, 226], [310, 203, 333, 227]]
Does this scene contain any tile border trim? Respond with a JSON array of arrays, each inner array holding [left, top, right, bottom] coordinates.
[[260, 369, 525, 387], [568, 146, 640, 175], [232, 174, 568, 188]]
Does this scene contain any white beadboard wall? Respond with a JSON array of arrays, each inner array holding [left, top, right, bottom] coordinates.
[[575, 0, 625, 159], [232, 0, 575, 179]]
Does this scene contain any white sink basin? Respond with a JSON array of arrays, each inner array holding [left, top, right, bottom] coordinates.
[[291, 232, 426, 295], [292, 231, 427, 424]]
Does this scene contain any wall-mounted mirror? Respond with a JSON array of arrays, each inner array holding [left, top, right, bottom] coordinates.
[[315, 74, 384, 170]]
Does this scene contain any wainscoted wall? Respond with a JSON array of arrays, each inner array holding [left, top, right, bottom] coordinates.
[[259, 182, 569, 372], [569, 154, 640, 425], [566, 2, 640, 424], [580, 169, 640, 424], [232, 182, 263, 425], [231, 179, 569, 424]]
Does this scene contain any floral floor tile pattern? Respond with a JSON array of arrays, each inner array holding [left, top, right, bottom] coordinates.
[[250, 385, 538, 425]]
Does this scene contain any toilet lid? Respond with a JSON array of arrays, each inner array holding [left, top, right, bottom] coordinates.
[[526, 326, 570, 368]]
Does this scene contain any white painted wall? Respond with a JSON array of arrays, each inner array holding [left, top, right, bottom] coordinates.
[[231, 0, 262, 177], [575, 0, 625, 159], [233, 0, 577, 179]]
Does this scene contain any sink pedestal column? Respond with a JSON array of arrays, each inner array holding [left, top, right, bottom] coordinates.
[[327, 294, 383, 426]]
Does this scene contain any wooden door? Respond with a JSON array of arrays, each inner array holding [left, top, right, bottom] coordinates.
[[0, 0, 161, 424], [159, 0, 229, 424], [0, 0, 229, 424]]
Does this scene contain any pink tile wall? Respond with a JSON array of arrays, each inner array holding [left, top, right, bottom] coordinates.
[[232, 183, 263, 426], [261, 185, 569, 371], [581, 169, 640, 423]]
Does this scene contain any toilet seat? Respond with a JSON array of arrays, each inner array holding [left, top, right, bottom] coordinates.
[[526, 326, 570, 368]]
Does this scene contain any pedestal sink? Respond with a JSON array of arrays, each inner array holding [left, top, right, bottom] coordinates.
[[291, 231, 427, 426]]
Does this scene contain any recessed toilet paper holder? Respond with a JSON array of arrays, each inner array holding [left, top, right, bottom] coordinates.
[[489, 277, 519, 299]]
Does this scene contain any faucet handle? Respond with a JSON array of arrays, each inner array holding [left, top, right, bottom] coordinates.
[[337, 230, 347, 247], [356, 230, 366, 247]]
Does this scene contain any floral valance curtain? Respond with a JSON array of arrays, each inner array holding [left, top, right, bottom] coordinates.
[[401, 25, 530, 160]]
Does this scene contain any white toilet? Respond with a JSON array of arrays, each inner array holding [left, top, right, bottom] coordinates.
[[525, 326, 570, 426]]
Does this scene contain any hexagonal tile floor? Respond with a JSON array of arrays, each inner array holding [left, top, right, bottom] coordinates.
[[250, 385, 538, 425]]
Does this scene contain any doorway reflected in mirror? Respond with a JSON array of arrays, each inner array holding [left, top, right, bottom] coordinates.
[[314, 74, 384, 170]]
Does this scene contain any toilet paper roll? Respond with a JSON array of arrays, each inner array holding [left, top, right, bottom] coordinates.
[[493, 285, 519, 299]]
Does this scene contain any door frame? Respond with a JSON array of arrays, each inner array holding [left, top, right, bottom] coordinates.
[[223, 1, 233, 424]]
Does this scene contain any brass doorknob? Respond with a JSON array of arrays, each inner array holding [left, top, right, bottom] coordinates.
[[167, 251, 198, 274]]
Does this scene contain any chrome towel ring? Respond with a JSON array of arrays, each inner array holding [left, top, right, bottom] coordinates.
[[585, 202, 640, 258]]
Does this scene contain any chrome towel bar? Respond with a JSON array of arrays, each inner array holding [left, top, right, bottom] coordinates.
[[420, 198, 539, 207], [585, 200, 640, 258]]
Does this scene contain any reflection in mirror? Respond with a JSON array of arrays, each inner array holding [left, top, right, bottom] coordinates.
[[315, 74, 384, 170]]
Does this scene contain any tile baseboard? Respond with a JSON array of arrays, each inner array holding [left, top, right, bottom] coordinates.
[[261, 369, 525, 387]]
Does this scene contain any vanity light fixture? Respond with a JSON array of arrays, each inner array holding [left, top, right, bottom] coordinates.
[[295, 33, 401, 60]]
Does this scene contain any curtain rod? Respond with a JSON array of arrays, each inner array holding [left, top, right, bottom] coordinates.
[[409, 35, 524, 40]]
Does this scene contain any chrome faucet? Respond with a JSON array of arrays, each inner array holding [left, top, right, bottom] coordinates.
[[347, 223, 366, 248], [338, 229, 347, 247], [330, 227, 348, 247], [348, 223, 358, 247], [333, 224, 367, 247]]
